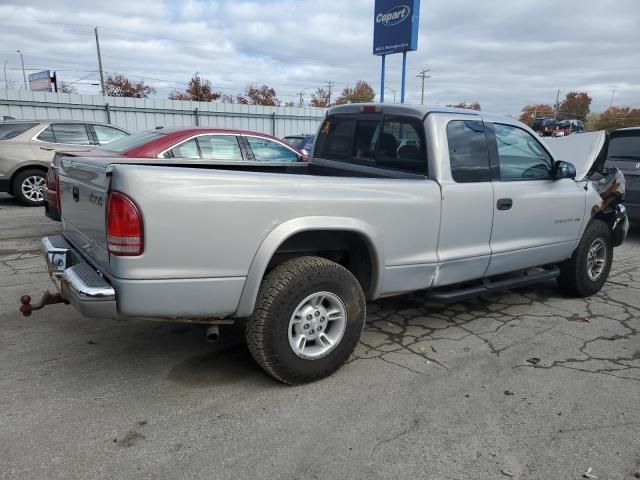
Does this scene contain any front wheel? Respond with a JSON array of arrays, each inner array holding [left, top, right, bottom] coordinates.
[[246, 256, 366, 384], [557, 220, 613, 297]]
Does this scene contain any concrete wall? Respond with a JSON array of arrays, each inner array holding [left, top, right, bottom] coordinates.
[[0, 89, 326, 137]]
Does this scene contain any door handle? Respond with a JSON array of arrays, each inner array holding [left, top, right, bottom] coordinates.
[[497, 198, 513, 210], [40, 146, 55, 151]]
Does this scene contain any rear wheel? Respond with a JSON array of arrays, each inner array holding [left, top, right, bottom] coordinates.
[[12, 169, 46, 206], [557, 220, 613, 297], [245, 256, 366, 384]]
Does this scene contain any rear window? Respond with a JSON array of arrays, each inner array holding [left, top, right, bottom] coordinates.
[[314, 115, 426, 175], [608, 133, 640, 161], [447, 120, 490, 182], [0, 123, 38, 140], [95, 131, 164, 153]]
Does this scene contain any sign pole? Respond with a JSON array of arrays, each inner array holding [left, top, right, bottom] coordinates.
[[380, 55, 386, 103], [400, 51, 407, 103]]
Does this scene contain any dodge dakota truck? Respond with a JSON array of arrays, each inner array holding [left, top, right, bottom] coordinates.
[[22, 104, 628, 384]]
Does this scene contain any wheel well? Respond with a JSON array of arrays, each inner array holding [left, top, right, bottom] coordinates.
[[9, 165, 48, 195], [267, 230, 376, 298]]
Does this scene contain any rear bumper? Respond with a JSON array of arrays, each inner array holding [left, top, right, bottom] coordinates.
[[42, 235, 117, 318], [41, 235, 246, 320]]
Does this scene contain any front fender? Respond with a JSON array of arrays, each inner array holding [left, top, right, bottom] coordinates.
[[233, 216, 384, 318]]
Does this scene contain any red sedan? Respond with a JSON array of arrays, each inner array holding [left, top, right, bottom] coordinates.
[[45, 127, 307, 221]]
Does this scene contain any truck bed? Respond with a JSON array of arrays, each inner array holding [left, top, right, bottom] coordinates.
[[58, 156, 441, 318]]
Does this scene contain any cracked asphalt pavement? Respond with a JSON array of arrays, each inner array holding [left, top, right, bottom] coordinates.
[[1, 192, 639, 479]]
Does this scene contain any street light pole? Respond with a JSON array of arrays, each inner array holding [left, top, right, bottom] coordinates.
[[16, 50, 27, 89], [3, 61, 7, 89], [385, 87, 396, 104], [416, 68, 431, 105]]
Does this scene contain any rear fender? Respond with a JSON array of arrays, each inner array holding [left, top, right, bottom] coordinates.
[[234, 216, 383, 318]]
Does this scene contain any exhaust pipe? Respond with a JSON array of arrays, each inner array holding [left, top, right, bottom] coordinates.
[[205, 325, 220, 343]]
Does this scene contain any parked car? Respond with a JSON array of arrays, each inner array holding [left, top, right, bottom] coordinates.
[[23, 104, 628, 384], [532, 117, 558, 136], [606, 127, 640, 222], [45, 127, 307, 221], [283, 134, 315, 156], [0, 120, 129, 206]]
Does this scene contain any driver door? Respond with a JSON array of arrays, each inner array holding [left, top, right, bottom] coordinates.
[[485, 122, 585, 277]]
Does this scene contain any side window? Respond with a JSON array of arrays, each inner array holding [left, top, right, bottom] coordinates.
[[36, 126, 56, 143], [493, 123, 552, 180], [197, 135, 243, 161], [447, 120, 490, 182], [245, 137, 298, 162], [93, 125, 128, 145], [0, 122, 38, 140], [315, 115, 356, 160], [375, 117, 426, 175], [170, 138, 200, 159], [45, 124, 91, 145]]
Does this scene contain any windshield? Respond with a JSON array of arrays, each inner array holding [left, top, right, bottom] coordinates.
[[283, 136, 305, 148], [608, 133, 640, 160], [95, 131, 164, 153]]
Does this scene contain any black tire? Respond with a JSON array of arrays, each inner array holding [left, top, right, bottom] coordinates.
[[12, 169, 46, 206], [245, 256, 366, 385], [557, 220, 613, 297]]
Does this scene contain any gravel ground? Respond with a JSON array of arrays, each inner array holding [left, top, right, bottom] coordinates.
[[1, 192, 639, 480]]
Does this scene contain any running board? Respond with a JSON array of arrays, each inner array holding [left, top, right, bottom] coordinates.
[[427, 267, 560, 303]]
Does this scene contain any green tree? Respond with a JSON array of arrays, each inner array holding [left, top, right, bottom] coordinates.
[[335, 80, 375, 105], [518, 103, 555, 127], [105, 73, 155, 98], [169, 73, 221, 102], [557, 91, 592, 121]]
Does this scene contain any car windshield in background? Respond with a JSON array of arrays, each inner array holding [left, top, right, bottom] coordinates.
[[608, 133, 640, 160], [283, 136, 305, 148], [95, 131, 164, 153], [0, 123, 38, 140]]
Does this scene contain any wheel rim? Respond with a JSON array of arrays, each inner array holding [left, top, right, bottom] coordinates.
[[288, 291, 347, 359], [586, 238, 607, 281], [21, 175, 46, 203]]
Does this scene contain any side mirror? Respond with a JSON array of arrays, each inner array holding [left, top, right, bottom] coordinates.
[[553, 160, 576, 180]]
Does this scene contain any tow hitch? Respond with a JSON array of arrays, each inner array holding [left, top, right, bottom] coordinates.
[[19, 292, 68, 317]]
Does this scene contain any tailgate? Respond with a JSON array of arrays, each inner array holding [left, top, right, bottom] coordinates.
[[59, 158, 111, 273]]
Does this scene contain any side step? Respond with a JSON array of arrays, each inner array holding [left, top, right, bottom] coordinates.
[[427, 267, 560, 303]]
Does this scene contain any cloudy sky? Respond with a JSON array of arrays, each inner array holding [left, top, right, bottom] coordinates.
[[0, 0, 639, 115]]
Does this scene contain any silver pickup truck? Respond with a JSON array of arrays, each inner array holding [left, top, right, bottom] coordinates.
[[22, 104, 629, 384]]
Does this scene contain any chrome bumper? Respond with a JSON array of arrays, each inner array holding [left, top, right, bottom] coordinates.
[[42, 235, 117, 318]]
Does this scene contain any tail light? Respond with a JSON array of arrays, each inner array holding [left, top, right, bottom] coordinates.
[[107, 192, 144, 256]]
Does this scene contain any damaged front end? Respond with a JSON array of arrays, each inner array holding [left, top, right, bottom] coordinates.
[[590, 167, 628, 246], [546, 131, 629, 246]]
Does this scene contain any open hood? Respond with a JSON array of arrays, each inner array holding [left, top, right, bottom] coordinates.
[[544, 131, 608, 180]]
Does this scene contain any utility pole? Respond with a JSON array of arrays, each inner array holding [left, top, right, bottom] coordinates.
[[94, 27, 106, 95], [609, 89, 615, 109], [325, 81, 335, 106], [297, 91, 304, 106], [16, 50, 27, 89], [3, 61, 7, 89], [416, 68, 430, 105], [554, 89, 560, 120]]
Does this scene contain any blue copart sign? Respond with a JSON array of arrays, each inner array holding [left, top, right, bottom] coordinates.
[[373, 0, 420, 55]]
